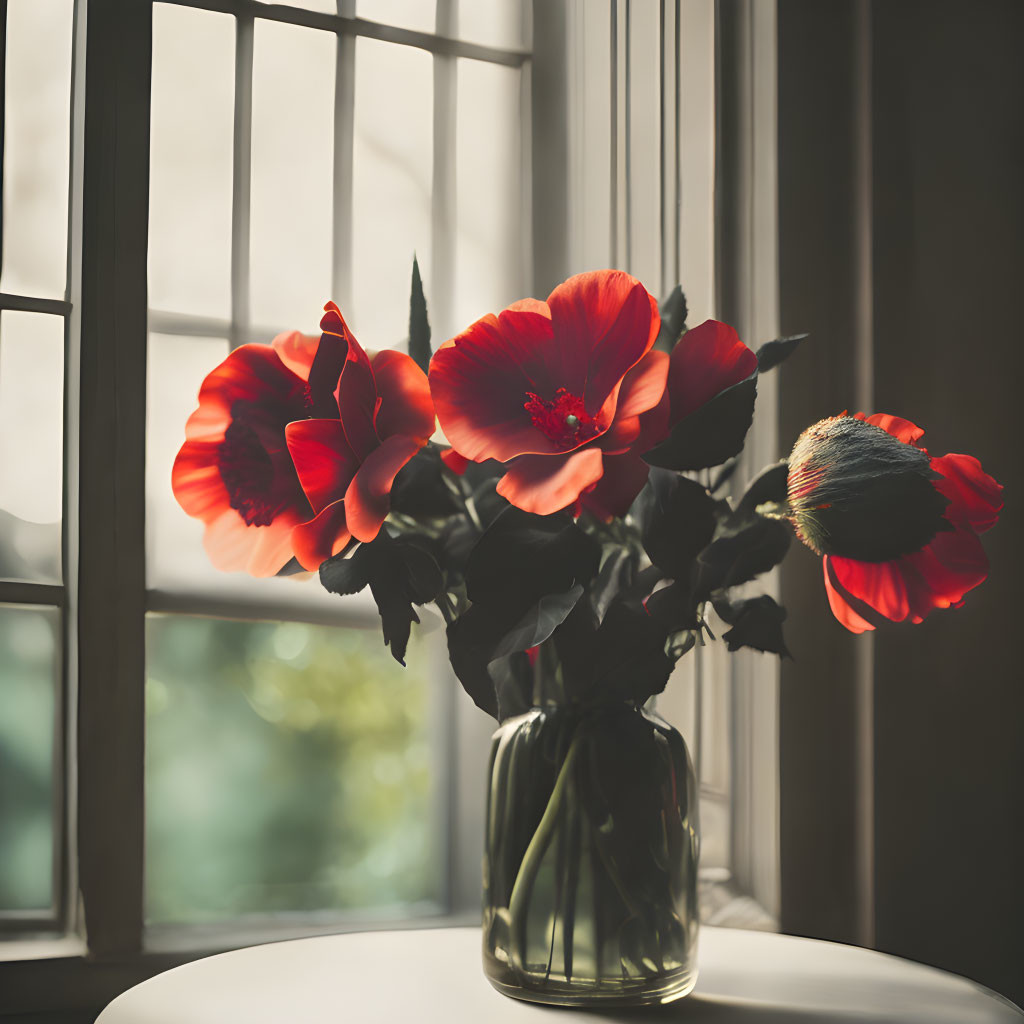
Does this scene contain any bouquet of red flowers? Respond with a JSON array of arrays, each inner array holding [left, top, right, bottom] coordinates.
[[173, 265, 1002, 720], [172, 263, 1002, 1006]]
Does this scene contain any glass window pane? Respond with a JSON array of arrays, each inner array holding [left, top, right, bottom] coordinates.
[[356, 0, 435, 35], [273, 0, 337, 12], [0, 604, 59, 912], [146, 614, 442, 923], [0, 0, 73, 299], [249, 21, 335, 331], [149, 4, 235, 320], [453, 60, 523, 333], [351, 38, 432, 348], [456, 0, 525, 50], [0, 312, 63, 584]]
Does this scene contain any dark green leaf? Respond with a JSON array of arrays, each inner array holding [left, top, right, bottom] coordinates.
[[390, 445, 460, 518], [697, 516, 791, 595], [490, 584, 584, 661], [654, 285, 688, 352], [465, 506, 600, 614], [736, 461, 790, 516], [322, 531, 442, 666], [710, 457, 740, 493], [446, 610, 534, 720], [408, 255, 432, 374], [641, 472, 717, 579], [319, 545, 371, 596], [446, 612, 500, 718], [714, 594, 791, 657], [644, 579, 699, 633], [643, 372, 758, 471], [755, 333, 808, 373], [590, 546, 636, 624]]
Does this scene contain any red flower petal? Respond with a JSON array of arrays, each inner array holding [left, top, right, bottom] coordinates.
[[201, 509, 257, 574], [344, 435, 423, 543], [440, 447, 471, 475], [172, 440, 230, 520], [429, 313, 563, 462], [900, 527, 989, 621], [270, 329, 320, 380], [247, 510, 305, 577], [614, 348, 670, 421], [667, 320, 757, 423], [859, 412, 926, 446], [285, 419, 360, 515], [370, 349, 435, 442], [822, 557, 877, 633], [598, 415, 642, 454], [546, 270, 658, 414], [322, 305, 378, 460], [829, 554, 910, 622], [824, 525, 990, 631], [201, 507, 301, 577], [185, 344, 305, 439], [580, 453, 650, 521], [496, 448, 605, 516], [929, 453, 1003, 533], [290, 500, 352, 572]]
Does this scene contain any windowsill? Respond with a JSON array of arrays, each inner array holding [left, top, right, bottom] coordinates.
[[0, 933, 87, 962]]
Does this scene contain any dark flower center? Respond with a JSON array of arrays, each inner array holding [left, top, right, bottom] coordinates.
[[524, 388, 599, 447], [787, 416, 952, 562], [218, 420, 286, 527]]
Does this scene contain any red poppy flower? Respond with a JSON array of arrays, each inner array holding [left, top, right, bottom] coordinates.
[[284, 302, 435, 570], [429, 270, 669, 518], [636, 318, 760, 470], [787, 412, 1003, 633], [172, 331, 329, 577]]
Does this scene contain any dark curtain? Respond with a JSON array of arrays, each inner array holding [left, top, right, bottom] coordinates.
[[778, 0, 1024, 1007]]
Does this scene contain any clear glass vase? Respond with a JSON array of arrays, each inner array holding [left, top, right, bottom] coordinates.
[[481, 702, 699, 1007]]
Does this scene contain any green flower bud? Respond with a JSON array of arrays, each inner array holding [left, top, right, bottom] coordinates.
[[786, 415, 951, 562]]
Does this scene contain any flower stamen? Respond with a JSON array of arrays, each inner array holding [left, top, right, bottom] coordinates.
[[524, 388, 599, 447]]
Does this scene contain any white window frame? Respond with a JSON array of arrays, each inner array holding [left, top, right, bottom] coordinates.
[[561, 0, 781, 928], [1, 0, 784, 1015], [0, 0, 529, 1014]]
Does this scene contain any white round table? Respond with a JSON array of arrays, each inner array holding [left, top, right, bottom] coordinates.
[[97, 925, 1022, 1023]]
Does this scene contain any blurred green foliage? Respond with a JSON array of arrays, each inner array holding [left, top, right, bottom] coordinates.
[[0, 604, 57, 912], [145, 614, 441, 924]]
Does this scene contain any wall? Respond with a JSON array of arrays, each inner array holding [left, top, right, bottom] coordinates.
[[779, 0, 1024, 1006]]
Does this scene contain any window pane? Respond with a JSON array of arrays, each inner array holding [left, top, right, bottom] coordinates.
[[149, 4, 234, 320], [0, 604, 59, 912], [453, 60, 523, 333], [356, 0, 435, 35], [273, 0, 337, 12], [0, 0, 73, 299], [249, 20, 335, 331], [146, 614, 442, 923], [351, 38, 432, 348], [456, 0, 525, 50], [0, 312, 63, 584]]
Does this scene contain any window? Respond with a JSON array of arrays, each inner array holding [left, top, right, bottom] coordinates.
[[0, 0, 781, 1015], [561, 0, 780, 928], [0, 0, 75, 936]]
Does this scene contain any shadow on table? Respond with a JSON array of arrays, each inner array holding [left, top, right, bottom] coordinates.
[[533, 995, 862, 1023]]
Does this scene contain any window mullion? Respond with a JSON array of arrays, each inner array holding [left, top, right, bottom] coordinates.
[[331, 0, 355, 313], [72, 0, 152, 957], [229, 13, 253, 348]]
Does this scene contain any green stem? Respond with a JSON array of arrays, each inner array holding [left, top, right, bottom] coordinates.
[[507, 734, 582, 970]]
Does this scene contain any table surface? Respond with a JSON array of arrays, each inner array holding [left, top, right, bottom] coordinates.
[[97, 925, 1022, 1023]]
